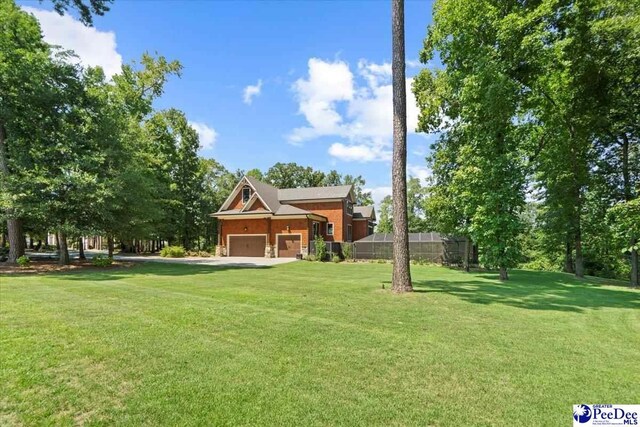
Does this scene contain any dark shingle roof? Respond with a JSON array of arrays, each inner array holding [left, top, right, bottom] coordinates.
[[353, 206, 375, 219], [278, 185, 353, 202], [245, 176, 281, 212]]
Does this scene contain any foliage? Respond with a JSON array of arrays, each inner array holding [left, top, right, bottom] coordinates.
[[314, 235, 326, 262], [331, 254, 341, 263], [341, 242, 353, 261], [160, 245, 186, 258], [48, 0, 112, 26], [91, 255, 113, 267], [16, 255, 30, 267]]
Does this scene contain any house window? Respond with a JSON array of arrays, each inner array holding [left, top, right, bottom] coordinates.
[[326, 223, 334, 236], [346, 201, 353, 216], [347, 224, 352, 242], [312, 222, 320, 239], [242, 186, 251, 204]]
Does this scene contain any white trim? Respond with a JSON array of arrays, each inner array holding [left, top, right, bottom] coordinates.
[[214, 213, 272, 219], [226, 233, 268, 257], [274, 233, 303, 258], [352, 218, 371, 221], [241, 192, 271, 212], [326, 222, 334, 236], [219, 176, 255, 211]]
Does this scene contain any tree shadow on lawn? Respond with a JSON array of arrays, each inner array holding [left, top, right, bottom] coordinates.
[[39, 262, 273, 282], [412, 270, 639, 313]]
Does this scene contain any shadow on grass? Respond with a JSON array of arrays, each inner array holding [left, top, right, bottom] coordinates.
[[412, 270, 639, 313], [42, 262, 273, 282]]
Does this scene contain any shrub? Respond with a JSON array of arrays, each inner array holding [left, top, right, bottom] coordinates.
[[198, 251, 211, 258], [92, 255, 113, 267], [305, 254, 316, 262], [17, 255, 30, 267], [314, 235, 327, 262], [342, 242, 353, 261], [332, 254, 341, 263], [160, 246, 186, 258]]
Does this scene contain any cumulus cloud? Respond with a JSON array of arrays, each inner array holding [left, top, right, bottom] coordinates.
[[407, 164, 432, 185], [23, 6, 123, 78], [189, 121, 218, 150], [243, 79, 263, 105], [289, 58, 420, 162], [328, 143, 391, 162]]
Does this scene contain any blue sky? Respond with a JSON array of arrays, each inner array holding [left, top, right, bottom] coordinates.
[[20, 0, 436, 205]]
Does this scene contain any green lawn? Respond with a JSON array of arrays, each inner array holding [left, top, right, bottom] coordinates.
[[1, 262, 638, 426]]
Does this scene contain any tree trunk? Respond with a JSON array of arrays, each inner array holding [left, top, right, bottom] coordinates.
[[58, 231, 70, 265], [391, 0, 412, 293], [563, 240, 574, 273], [463, 236, 471, 272], [78, 237, 85, 260], [35, 240, 42, 251], [107, 235, 114, 258], [0, 122, 26, 263], [575, 230, 584, 278], [499, 267, 509, 281], [6, 219, 25, 263]]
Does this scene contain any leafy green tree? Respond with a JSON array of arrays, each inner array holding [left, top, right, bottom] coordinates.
[[607, 198, 640, 287], [47, 0, 112, 26], [376, 195, 392, 233]]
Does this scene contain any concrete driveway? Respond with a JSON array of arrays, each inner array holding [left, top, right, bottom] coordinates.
[[25, 250, 299, 268], [113, 253, 298, 267]]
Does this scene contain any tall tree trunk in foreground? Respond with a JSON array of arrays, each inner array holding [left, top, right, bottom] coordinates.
[[0, 123, 25, 263], [58, 231, 70, 265], [391, 0, 412, 293]]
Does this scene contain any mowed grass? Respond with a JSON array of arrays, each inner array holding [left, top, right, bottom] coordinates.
[[1, 262, 638, 426]]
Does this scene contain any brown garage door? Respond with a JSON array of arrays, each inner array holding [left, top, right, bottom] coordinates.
[[228, 235, 266, 257], [278, 235, 301, 258]]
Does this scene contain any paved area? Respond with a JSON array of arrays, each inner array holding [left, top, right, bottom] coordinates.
[[113, 254, 298, 267], [25, 250, 298, 268]]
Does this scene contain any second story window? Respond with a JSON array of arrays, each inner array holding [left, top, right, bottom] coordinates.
[[242, 186, 251, 204], [326, 223, 334, 236], [346, 201, 353, 216]]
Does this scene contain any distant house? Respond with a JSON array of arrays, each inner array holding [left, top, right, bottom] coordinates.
[[211, 176, 376, 258]]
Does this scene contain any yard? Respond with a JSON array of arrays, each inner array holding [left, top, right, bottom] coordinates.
[[1, 262, 638, 426]]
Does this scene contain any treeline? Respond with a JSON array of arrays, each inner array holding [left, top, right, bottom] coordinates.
[[0, 2, 377, 264], [411, 0, 639, 286]]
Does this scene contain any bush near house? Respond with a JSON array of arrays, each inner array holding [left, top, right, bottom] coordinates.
[[160, 246, 186, 258], [16, 255, 30, 267], [91, 255, 113, 267], [314, 235, 327, 261]]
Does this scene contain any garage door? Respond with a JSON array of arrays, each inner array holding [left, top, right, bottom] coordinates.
[[278, 235, 301, 258], [228, 235, 266, 257]]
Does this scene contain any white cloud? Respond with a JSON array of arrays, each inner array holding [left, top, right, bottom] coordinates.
[[289, 58, 420, 163], [189, 121, 218, 150], [23, 7, 122, 78], [243, 79, 263, 105], [365, 186, 392, 212], [407, 164, 432, 185], [328, 143, 391, 162]]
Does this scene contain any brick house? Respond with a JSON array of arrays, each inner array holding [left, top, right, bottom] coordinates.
[[212, 176, 376, 257]]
